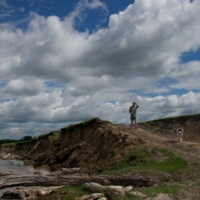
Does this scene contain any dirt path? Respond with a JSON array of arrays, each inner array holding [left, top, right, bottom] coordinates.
[[115, 123, 200, 199], [116, 124, 200, 163]]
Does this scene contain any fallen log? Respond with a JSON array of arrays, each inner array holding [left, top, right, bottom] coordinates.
[[0, 174, 105, 189], [83, 182, 126, 200], [0, 173, 156, 189]]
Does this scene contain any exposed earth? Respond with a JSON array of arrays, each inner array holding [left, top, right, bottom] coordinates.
[[0, 115, 200, 199]]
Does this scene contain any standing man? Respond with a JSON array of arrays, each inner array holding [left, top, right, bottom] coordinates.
[[129, 102, 139, 129]]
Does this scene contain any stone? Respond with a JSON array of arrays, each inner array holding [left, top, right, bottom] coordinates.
[[123, 186, 133, 192], [153, 193, 173, 200]]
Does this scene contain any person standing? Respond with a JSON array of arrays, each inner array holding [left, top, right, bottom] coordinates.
[[129, 102, 139, 129]]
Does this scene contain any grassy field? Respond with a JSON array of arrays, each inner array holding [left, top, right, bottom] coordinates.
[[102, 146, 194, 175]]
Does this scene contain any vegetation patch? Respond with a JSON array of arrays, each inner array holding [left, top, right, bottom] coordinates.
[[48, 131, 60, 140], [114, 194, 141, 200], [140, 122, 154, 127], [38, 133, 48, 139], [64, 118, 111, 131], [39, 186, 91, 200], [0, 142, 16, 147], [102, 146, 192, 175], [138, 183, 188, 198]]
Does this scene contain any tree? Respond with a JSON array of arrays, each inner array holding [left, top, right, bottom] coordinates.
[[22, 136, 32, 141]]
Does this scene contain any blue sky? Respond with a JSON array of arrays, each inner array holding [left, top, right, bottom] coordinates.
[[0, 0, 200, 139], [2, 0, 135, 32]]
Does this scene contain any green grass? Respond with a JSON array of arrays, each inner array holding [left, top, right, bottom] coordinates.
[[114, 193, 141, 200], [39, 185, 142, 200], [153, 149, 189, 173], [39, 186, 91, 200], [82, 118, 96, 125], [140, 122, 155, 127], [102, 147, 191, 175], [64, 118, 96, 129], [64, 118, 111, 130], [32, 131, 60, 141], [0, 142, 16, 147], [48, 131, 60, 140], [138, 183, 188, 198]]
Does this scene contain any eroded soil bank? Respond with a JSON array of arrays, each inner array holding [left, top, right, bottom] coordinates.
[[6, 118, 146, 174]]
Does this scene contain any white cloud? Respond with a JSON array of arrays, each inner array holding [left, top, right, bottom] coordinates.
[[169, 61, 200, 90], [2, 78, 44, 97], [0, 0, 200, 139]]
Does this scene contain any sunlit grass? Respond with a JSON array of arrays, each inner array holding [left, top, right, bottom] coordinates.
[[102, 147, 192, 175], [38, 186, 91, 200], [0, 142, 16, 147], [138, 183, 188, 198]]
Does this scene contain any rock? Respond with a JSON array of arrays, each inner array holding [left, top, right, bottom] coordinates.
[[75, 195, 90, 200], [90, 193, 105, 199], [75, 193, 105, 200], [37, 186, 63, 196], [1, 186, 63, 200], [1, 187, 37, 200], [129, 191, 147, 198], [153, 193, 173, 200], [83, 182, 125, 200], [123, 186, 133, 192]]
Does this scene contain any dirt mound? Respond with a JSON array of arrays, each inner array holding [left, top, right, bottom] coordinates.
[[14, 118, 145, 173], [140, 114, 200, 143], [116, 114, 200, 164]]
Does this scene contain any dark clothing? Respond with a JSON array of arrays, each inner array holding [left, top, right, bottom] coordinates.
[[129, 104, 139, 122], [130, 114, 136, 122]]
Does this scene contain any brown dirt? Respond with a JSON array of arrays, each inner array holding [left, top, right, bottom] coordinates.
[[115, 116, 200, 200], [116, 122, 200, 164], [14, 118, 146, 173]]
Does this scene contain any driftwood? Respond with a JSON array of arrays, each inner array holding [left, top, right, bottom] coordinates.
[[83, 182, 126, 199], [0, 172, 155, 189], [75, 193, 106, 200], [0, 174, 105, 189]]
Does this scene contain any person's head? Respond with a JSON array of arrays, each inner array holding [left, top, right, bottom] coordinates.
[[132, 102, 136, 105]]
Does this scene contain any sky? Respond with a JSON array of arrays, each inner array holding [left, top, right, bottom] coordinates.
[[0, 0, 200, 140]]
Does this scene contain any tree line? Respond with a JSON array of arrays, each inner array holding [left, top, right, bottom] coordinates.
[[0, 136, 32, 145]]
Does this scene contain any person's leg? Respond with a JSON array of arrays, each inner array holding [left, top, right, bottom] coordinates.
[[130, 115, 133, 128], [134, 117, 137, 128]]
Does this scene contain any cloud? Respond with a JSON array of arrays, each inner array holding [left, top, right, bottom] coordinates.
[[2, 0, 200, 82], [169, 61, 200, 90], [67, 0, 108, 28], [1, 0, 200, 139], [0, 0, 14, 20], [2, 78, 44, 97]]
